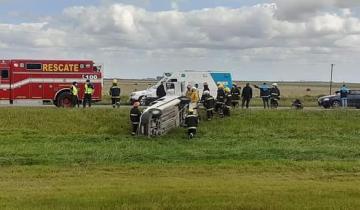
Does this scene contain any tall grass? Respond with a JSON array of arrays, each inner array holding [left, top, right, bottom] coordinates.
[[1, 108, 360, 209], [0, 108, 360, 165]]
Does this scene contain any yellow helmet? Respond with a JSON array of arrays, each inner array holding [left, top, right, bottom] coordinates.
[[188, 108, 194, 113], [218, 83, 224, 89], [113, 79, 118, 84], [225, 87, 230, 93]]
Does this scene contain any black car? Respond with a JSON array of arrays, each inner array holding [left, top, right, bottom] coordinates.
[[318, 90, 360, 109]]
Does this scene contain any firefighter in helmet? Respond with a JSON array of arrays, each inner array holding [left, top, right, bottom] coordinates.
[[185, 84, 192, 100], [109, 79, 121, 108], [130, 101, 142, 136], [216, 83, 226, 117], [83, 79, 94, 108], [185, 108, 199, 139], [203, 90, 215, 121], [190, 87, 200, 114], [231, 84, 241, 108], [70, 81, 79, 108], [224, 87, 232, 116]]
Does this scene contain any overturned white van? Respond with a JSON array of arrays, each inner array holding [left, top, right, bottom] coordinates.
[[130, 71, 233, 105]]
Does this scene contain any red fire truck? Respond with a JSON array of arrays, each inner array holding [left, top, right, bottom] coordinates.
[[0, 59, 103, 107]]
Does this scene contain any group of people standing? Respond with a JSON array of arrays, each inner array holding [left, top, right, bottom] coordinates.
[[254, 83, 281, 109], [182, 82, 283, 138], [130, 81, 283, 138], [70, 79, 95, 108], [69, 79, 122, 108], [183, 82, 253, 139]]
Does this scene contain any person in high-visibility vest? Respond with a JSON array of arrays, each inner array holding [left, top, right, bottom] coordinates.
[[70, 81, 79, 107], [83, 79, 94, 108], [109, 79, 121, 108]]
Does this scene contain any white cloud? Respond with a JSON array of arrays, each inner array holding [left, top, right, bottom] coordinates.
[[335, 35, 360, 47], [0, 2, 360, 81]]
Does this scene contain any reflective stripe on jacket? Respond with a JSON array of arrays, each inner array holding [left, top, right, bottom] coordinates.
[[130, 108, 142, 123]]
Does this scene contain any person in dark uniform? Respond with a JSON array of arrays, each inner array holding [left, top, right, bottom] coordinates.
[[200, 82, 211, 102], [70, 81, 79, 108], [203, 82, 210, 92], [130, 102, 142, 136], [292, 99, 303, 109], [231, 84, 241, 108], [109, 79, 121, 108], [203, 90, 215, 121], [241, 83, 253, 109], [83, 79, 94, 108], [156, 82, 166, 98], [224, 87, 232, 117], [270, 83, 281, 109], [184, 109, 199, 139], [215, 84, 226, 117]]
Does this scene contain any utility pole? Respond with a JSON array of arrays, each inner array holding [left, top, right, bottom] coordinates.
[[330, 64, 334, 95]]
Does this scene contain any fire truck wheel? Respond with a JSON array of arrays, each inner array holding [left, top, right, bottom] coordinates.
[[57, 92, 73, 108]]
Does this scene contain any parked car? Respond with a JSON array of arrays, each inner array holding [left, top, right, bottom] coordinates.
[[318, 90, 360, 109]]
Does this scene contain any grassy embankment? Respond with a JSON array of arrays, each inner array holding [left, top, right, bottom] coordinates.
[[1, 108, 360, 209]]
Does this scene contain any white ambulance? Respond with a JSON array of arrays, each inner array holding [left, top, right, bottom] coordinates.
[[130, 71, 232, 105]]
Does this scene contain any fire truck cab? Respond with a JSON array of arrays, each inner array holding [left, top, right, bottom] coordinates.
[[0, 59, 103, 107]]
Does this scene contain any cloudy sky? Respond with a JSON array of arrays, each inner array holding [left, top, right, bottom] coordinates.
[[0, 0, 360, 82]]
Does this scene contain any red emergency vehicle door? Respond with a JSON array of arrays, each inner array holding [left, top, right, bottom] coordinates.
[[30, 75, 43, 99], [0, 67, 11, 101]]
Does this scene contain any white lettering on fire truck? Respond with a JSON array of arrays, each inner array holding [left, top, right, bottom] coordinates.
[[43, 64, 79, 72], [82, 75, 98, 80]]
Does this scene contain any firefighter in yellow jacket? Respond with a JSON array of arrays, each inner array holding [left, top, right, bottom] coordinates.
[[190, 87, 200, 115], [185, 84, 192, 99], [83, 79, 94, 108]]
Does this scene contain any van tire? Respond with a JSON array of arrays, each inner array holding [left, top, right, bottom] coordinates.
[[57, 92, 73, 108]]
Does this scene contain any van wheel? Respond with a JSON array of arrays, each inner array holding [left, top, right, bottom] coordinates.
[[57, 92, 73, 108]]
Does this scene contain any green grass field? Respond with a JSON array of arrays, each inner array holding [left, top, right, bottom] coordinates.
[[1, 108, 360, 209]]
